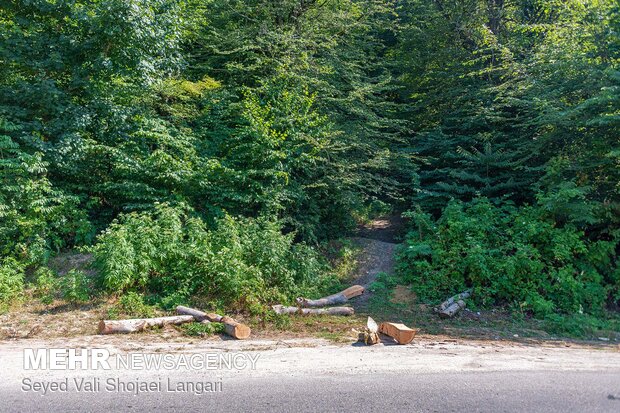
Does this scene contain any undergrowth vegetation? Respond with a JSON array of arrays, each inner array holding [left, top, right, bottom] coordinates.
[[0, 0, 618, 339], [88, 203, 336, 313], [397, 195, 619, 318]]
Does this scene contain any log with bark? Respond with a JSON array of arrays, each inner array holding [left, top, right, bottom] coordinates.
[[358, 317, 380, 345], [296, 285, 364, 308], [436, 289, 472, 318], [176, 306, 251, 340], [439, 300, 466, 318], [378, 322, 418, 345], [98, 315, 195, 335], [272, 305, 354, 316]]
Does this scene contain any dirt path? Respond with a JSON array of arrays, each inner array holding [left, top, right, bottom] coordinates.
[[356, 214, 407, 243], [347, 215, 404, 310], [349, 237, 397, 309]]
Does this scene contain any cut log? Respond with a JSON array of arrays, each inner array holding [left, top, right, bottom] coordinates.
[[217, 316, 250, 340], [175, 306, 211, 322], [296, 285, 364, 308], [358, 331, 380, 345], [439, 300, 466, 318], [176, 306, 251, 340], [378, 322, 418, 344], [358, 316, 380, 345], [436, 289, 472, 313], [98, 315, 194, 335], [272, 305, 354, 316]]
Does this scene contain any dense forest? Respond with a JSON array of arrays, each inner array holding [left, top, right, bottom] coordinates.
[[0, 1, 618, 329]]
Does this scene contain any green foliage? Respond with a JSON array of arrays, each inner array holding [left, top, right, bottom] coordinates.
[[107, 292, 156, 319], [180, 322, 225, 337], [0, 119, 91, 266], [60, 270, 92, 304], [322, 239, 362, 281], [395, 0, 619, 319], [198, 76, 364, 241], [264, 312, 293, 331], [89, 203, 332, 311], [368, 272, 396, 298], [399, 0, 620, 215], [0, 258, 24, 312], [0, 0, 412, 247], [539, 313, 620, 339], [398, 196, 618, 317], [32, 267, 92, 305], [33, 267, 59, 305], [188, 0, 413, 239]]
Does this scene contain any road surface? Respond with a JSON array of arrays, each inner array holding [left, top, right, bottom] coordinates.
[[0, 337, 618, 412]]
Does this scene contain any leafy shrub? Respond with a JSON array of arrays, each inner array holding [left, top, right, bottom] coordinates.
[[180, 322, 225, 337], [107, 292, 155, 319], [0, 121, 92, 268], [60, 270, 92, 304], [32, 267, 91, 305], [397, 197, 618, 317], [323, 239, 361, 281], [540, 313, 620, 338], [264, 312, 292, 331], [33, 267, 59, 305], [0, 259, 24, 312], [89, 203, 332, 311]]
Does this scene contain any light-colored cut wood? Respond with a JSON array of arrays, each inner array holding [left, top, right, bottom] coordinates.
[[272, 305, 354, 316], [176, 306, 251, 339], [358, 331, 380, 345], [378, 322, 418, 344], [296, 285, 364, 308], [98, 315, 195, 334]]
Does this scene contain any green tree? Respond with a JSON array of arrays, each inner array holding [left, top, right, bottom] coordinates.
[[187, 0, 413, 238]]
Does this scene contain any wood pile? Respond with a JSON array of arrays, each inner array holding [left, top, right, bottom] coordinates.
[[97, 284, 425, 346], [435, 289, 472, 318], [357, 317, 418, 345]]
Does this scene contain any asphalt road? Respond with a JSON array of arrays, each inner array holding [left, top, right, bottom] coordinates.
[[2, 370, 620, 413]]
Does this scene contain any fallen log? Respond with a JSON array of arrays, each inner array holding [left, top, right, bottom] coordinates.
[[176, 306, 251, 340], [176, 305, 212, 322], [272, 305, 354, 316], [378, 322, 418, 345], [436, 289, 472, 313], [98, 315, 194, 335], [439, 299, 466, 318], [296, 285, 364, 308]]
